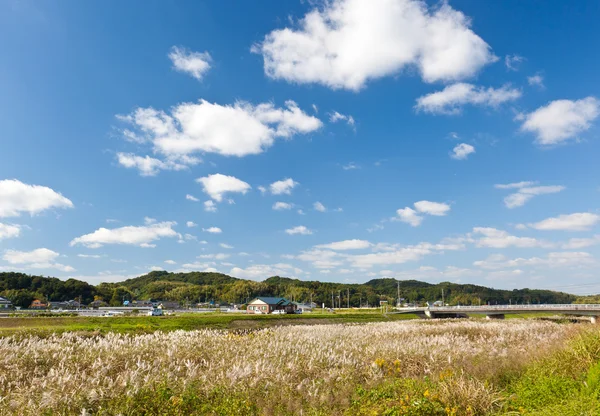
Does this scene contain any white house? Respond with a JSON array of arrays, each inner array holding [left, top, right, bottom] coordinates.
[[0, 296, 12, 309]]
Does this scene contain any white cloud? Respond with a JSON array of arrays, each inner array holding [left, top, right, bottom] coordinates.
[[198, 253, 230, 260], [415, 83, 521, 114], [450, 143, 475, 160], [528, 213, 600, 232], [285, 225, 313, 235], [70, 221, 179, 248], [273, 202, 294, 210], [504, 54, 525, 71], [77, 254, 102, 259], [527, 74, 545, 89], [520, 97, 600, 145], [329, 111, 355, 127], [2, 248, 75, 272], [474, 252, 595, 270], [186, 221, 197, 228], [186, 194, 199, 202], [0, 223, 20, 241], [0, 179, 73, 218], [204, 200, 217, 212], [270, 178, 298, 195], [315, 239, 371, 250], [219, 243, 234, 249], [203, 227, 222, 234], [164, 260, 177, 265], [118, 100, 322, 159], [496, 183, 566, 209], [230, 263, 302, 280], [314, 201, 326, 212], [197, 174, 251, 202], [168, 46, 212, 81], [254, 0, 496, 91], [414, 200, 451, 216], [144, 217, 156, 225], [396, 207, 423, 227], [494, 181, 538, 190], [562, 236, 600, 249], [472, 227, 551, 248], [116, 153, 199, 176], [342, 162, 360, 170]]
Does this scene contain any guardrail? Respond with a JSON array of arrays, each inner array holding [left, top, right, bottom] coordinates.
[[397, 304, 600, 312]]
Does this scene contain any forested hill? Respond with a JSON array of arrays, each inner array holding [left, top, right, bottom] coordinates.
[[0, 271, 578, 308]]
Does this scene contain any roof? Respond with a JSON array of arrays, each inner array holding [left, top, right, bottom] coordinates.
[[249, 297, 292, 306], [0, 296, 11, 303]]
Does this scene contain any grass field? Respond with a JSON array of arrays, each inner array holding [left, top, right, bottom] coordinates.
[[0, 310, 419, 337]]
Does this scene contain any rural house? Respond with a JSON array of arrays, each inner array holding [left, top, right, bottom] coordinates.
[[30, 299, 47, 309], [0, 296, 12, 309], [247, 297, 296, 314]]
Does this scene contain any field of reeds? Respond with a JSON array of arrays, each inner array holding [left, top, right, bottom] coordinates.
[[0, 319, 599, 415]]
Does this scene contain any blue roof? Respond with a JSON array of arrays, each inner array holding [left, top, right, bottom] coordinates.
[[250, 297, 291, 305]]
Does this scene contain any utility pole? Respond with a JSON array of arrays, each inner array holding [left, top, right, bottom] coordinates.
[[397, 280, 400, 307], [347, 288, 350, 308], [442, 289, 444, 306], [338, 291, 341, 308], [359, 295, 362, 308], [332, 291, 334, 309]]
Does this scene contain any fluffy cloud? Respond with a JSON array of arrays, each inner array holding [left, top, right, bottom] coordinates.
[[495, 182, 565, 208], [0, 223, 20, 241], [0, 179, 73, 218], [273, 202, 294, 210], [527, 74, 545, 89], [230, 263, 302, 280], [313, 202, 326, 212], [329, 111, 355, 127], [2, 248, 75, 272], [196, 174, 251, 202], [504, 54, 525, 71], [164, 260, 177, 265], [186, 194, 199, 202], [472, 227, 551, 248], [77, 254, 102, 258], [520, 97, 600, 145], [204, 200, 217, 212], [168, 46, 212, 81], [285, 225, 313, 235], [70, 221, 179, 248], [186, 221, 197, 228], [413, 201, 451, 216], [474, 252, 595, 270], [396, 207, 423, 227], [562, 236, 600, 249], [219, 243, 234, 249], [203, 227, 222, 234], [450, 143, 475, 160], [118, 100, 322, 159], [116, 153, 199, 176], [415, 83, 521, 114], [254, 0, 496, 91], [269, 178, 298, 195], [396, 201, 450, 226], [528, 213, 600, 231], [315, 239, 371, 250]]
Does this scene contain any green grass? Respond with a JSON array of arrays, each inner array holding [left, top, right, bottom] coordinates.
[[0, 310, 419, 336]]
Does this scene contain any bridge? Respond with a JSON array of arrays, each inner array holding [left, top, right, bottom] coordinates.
[[391, 304, 600, 323]]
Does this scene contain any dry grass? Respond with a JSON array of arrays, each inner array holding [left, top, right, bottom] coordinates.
[[0, 319, 578, 415]]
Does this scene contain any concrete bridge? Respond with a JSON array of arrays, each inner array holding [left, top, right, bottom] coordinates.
[[391, 304, 600, 323]]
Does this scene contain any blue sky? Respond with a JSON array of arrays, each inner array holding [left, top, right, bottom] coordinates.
[[1, 0, 600, 293]]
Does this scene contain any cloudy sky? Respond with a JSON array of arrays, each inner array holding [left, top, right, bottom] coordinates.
[[1, 0, 600, 293]]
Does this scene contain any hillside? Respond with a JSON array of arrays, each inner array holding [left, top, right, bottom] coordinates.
[[0, 270, 579, 308]]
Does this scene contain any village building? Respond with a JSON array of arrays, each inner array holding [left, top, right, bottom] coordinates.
[[246, 297, 296, 314], [30, 299, 47, 309], [0, 296, 12, 309]]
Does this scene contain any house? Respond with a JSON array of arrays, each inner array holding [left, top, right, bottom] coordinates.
[[49, 300, 81, 310], [30, 299, 47, 309], [157, 301, 180, 310], [246, 297, 296, 314], [0, 296, 12, 309]]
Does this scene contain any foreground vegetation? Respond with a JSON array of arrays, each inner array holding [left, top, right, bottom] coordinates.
[[1, 319, 598, 415]]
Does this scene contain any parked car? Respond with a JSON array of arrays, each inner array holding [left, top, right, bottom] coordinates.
[[271, 309, 286, 315], [295, 309, 303, 314]]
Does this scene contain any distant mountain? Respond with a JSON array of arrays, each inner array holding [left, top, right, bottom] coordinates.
[[0, 271, 578, 308]]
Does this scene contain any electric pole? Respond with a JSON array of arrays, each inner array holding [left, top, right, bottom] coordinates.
[[347, 288, 350, 309]]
